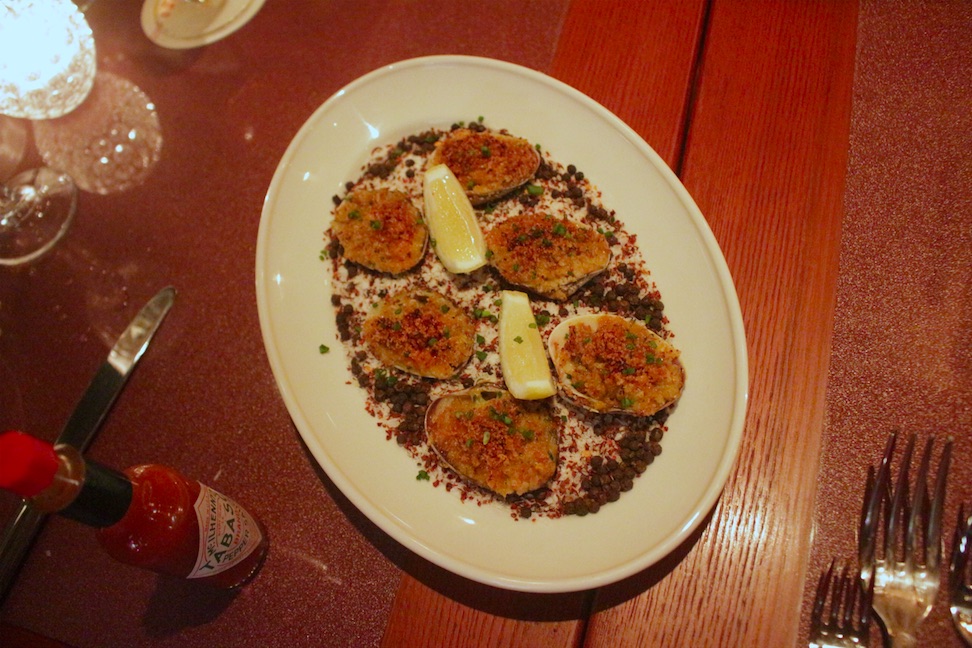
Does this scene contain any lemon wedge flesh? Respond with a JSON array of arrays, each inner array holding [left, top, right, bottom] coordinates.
[[423, 164, 487, 274], [499, 290, 556, 400]]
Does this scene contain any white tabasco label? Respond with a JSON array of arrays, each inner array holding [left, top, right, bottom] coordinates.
[[188, 484, 263, 578]]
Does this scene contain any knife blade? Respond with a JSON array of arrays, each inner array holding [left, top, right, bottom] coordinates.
[[0, 286, 176, 603]]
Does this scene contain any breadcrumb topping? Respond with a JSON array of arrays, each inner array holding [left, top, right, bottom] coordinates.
[[426, 387, 558, 496], [332, 188, 427, 274], [431, 129, 540, 205], [486, 212, 611, 300], [363, 290, 475, 379], [554, 316, 684, 416]]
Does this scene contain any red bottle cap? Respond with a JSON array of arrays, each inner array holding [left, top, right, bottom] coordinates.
[[0, 430, 58, 498]]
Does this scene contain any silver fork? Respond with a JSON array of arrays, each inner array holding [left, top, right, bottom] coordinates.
[[859, 432, 953, 648], [950, 503, 972, 646], [810, 560, 874, 647]]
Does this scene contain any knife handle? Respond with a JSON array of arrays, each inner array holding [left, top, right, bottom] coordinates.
[[58, 362, 126, 452], [0, 503, 45, 605]]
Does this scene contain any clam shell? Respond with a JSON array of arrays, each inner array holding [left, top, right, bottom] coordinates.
[[547, 313, 684, 416], [332, 188, 428, 274], [430, 129, 540, 206], [485, 212, 611, 300], [362, 289, 475, 379], [425, 385, 558, 497]]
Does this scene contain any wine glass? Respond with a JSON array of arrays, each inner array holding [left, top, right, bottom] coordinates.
[[0, 0, 96, 266], [0, 167, 77, 266], [32, 72, 163, 196]]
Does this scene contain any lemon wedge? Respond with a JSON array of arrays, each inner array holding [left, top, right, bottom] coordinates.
[[422, 163, 488, 274], [499, 290, 556, 400]]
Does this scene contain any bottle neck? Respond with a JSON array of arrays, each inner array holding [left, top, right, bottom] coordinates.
[[32, 445, 133, 529]]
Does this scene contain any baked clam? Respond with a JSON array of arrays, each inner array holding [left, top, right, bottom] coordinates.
[[362, 289, 475, 379], [425, 385, 559, 497], [485, 212, 611, 300], [430, 128, 540, 205], [547, 313, 684, 416], [332, 188, 428, 274]]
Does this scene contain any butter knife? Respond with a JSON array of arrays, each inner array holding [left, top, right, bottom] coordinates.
[[0, 286, 176, 603]]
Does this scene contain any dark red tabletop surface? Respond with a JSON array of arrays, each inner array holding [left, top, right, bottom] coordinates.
[[1, 1, 969, 646]]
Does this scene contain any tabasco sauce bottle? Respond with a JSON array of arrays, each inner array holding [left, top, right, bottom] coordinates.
[[0, 430, 268, 588]]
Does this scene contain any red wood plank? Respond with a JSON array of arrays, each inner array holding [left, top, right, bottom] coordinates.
[[379, 2, 705, 647], [548, 0, 708, 168], [585, 1, 858, 645], [381, 577, 589, 648]]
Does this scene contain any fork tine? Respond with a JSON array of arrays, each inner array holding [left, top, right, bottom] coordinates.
[[904, 436, 934, 573], [811, 560, 835, 636], [859, 466, 876, 565], [836, 565, 856, 631], [885, 433, 916, 561], [952, 504, 972, 573], [859, 570, 875, 630], [951, 503, 970, 590], [860, 432, 896, 572], [925, 438, 951, 572]]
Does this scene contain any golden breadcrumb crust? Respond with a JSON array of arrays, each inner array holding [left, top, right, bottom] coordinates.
[[426, 387, 558, 496], [363, 290, 475, 379], [431, 129, 540, 205], [332, 188, 427, 274]]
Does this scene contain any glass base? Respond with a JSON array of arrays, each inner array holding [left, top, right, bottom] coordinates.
[[0, 167, 77, 266]]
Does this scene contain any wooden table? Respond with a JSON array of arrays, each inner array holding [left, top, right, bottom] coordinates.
[[2, 1, 969, 646]]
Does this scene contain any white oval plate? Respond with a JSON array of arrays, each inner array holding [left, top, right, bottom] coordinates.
[[256, 56, 748, 593]]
